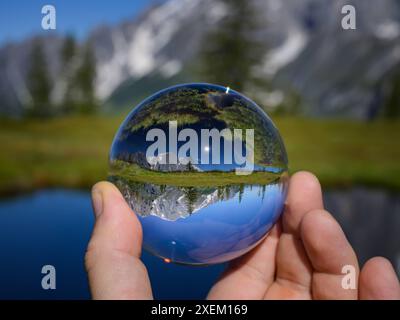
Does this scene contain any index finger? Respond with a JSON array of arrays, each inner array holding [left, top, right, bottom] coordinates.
[[282, 171, 324, 236]]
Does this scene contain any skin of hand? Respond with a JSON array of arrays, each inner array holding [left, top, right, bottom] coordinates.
[[85, 171, 400, 300]]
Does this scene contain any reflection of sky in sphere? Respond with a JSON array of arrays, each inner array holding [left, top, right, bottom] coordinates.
[[139, 183, 286, 265]]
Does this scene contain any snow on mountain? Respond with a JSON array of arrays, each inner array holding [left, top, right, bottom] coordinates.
[[1, 0, 399, 119], [93, 0, 203, 99], [276, 0, 400, 118], [375, 20, 400, 40], [263, 26, 308, 76]]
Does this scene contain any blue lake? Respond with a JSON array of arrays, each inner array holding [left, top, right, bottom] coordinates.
[[0, 190, 225, 299], [137, 183, 285, 265], [0, 187, 398, 299]]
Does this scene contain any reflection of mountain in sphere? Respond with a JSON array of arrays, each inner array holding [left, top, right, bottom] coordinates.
[[109, 83, 288, 265]]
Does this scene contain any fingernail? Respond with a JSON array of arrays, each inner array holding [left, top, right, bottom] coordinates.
[[91, 188, 103, 218]]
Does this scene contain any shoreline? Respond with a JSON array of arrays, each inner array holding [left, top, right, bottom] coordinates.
[[1, 115, 399, 197], [1, 176, 400, 199]]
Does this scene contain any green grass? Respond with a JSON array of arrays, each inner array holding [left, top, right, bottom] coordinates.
[[109, 161, 281, 187], [0, 115, 399, 195]]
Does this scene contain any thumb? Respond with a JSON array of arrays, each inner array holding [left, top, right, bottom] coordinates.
[[85, 181, 153, 300]]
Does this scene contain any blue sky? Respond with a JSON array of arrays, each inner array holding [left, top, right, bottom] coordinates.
[[0, 0, 158, 45]]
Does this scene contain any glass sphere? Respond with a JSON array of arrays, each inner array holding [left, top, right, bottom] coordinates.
[[109, 83, 288, 265]]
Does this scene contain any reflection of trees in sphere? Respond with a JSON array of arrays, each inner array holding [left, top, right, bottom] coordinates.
[[109, 83, 288, 265]]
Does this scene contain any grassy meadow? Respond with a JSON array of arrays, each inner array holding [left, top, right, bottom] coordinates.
[[0, 115, 399, 195], [109, 161, 282, 187]]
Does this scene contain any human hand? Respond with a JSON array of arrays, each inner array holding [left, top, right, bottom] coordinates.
[[85, 172, 400, 299], [208, 172, 400, 299]]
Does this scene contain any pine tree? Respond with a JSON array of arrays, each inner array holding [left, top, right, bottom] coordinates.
[[384, 70, 400, 118], [183, 187, 199, 214], [61, 35, 77, 114], [187, 160, 194, 172], [61, 35, 76, 65], [27, 39, 52, 117], [217, 186, 224, 200], [238, 184, 244, 203], [73, 43, 97, 114], [200, 0, 264, 91]]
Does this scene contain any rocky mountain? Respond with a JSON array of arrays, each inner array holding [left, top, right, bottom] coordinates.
[[0, 35, 65, 116], [116, 151, 202, 172], [276, 0, 400, 119], [1, 0, 399, 118], [114, 178, 240, 221]]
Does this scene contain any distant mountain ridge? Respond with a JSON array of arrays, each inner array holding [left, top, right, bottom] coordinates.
[[1, 0, 399, 119], [115, 151, 202, 172]]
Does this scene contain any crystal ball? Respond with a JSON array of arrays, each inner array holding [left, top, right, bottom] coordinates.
[[109, 83, 288, 265]]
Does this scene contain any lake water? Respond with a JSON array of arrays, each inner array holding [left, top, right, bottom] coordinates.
[[113, 177, 287, 265], [0, 187, 398, 299]]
